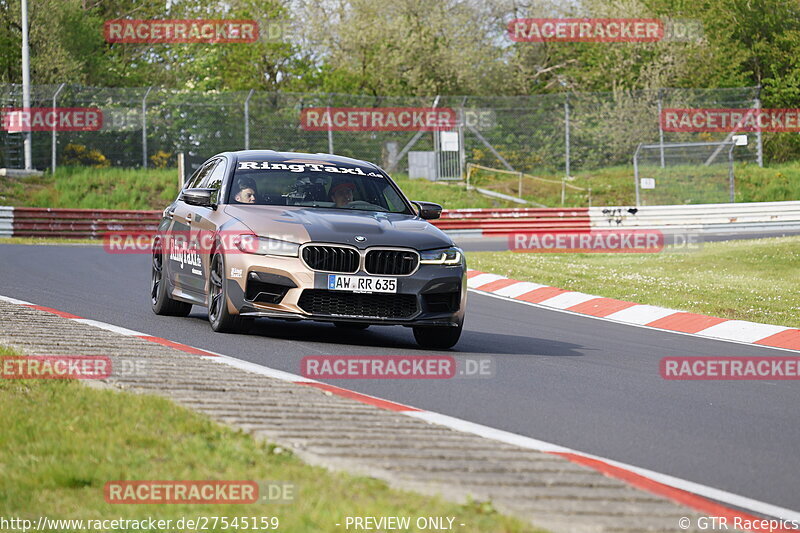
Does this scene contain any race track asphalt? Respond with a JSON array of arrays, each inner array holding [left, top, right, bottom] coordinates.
[[1, 243, 798, 512]]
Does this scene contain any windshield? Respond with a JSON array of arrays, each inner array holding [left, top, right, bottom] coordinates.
[[227, 159, 412, 214]]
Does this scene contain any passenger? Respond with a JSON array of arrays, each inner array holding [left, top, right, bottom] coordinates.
[[329, 180, 355, 208]]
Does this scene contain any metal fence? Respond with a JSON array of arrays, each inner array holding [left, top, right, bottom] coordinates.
[[1, 84, 762, 178]]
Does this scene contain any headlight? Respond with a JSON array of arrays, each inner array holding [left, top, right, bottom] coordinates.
[[234, 234, 299, 257], [419, 247, 462, 265]]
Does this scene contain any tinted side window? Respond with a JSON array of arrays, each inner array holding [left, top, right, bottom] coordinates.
[[201, 159, 227, 203], [185, 160, 216, 189]]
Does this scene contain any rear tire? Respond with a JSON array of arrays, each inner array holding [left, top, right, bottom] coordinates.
[[208, 251, 249, 333], [151, 239, 192, 317], [413, 321, 463, 350]]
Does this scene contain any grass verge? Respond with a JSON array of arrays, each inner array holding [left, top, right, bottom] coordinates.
[[2, 163, 797, 210], [466, 236, 800, 328], [0, 346, 536, 533], [0, 167, 521, 211], [468, 161, 800, 207], [0, 167, 178, 210]]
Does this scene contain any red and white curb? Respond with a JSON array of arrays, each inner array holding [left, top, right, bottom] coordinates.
[[1, 293, 799, 530], [467, 270, 800, 353]]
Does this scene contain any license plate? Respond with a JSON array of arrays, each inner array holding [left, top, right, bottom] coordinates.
[[327, 274, 397, 294]]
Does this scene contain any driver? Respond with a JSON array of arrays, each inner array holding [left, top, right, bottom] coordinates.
[[329, 179, 355, 208], [234, 177, 257, 204]]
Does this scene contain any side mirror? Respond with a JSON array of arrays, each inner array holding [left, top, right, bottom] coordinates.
[[181, 188, 215, 208], [413, 201, 442, 220]]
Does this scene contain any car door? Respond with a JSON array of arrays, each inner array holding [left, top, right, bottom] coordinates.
[[190, 157, 229, 298], [167, 159, 218, 300]]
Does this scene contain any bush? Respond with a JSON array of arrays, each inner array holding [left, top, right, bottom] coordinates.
[[60, 143, 110, 168], [149, 150, 173, 169]]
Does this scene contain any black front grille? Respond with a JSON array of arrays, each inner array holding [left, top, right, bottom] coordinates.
[[365, 250, 419, 275], [302, 245, 359, 273], [298, 290, 418, 319]]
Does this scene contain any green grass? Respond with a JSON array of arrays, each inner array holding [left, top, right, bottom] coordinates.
[[469, 161, 800, 207], [392, 174, 520, 209], [0, 167, 519, 211], [467, 236, 800, 328], [0, 167, 179, 210], [1, 162, 798, 211], [0, 348, 537, 533]]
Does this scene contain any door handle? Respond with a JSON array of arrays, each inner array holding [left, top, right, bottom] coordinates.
[[185, 214, 193, 224]]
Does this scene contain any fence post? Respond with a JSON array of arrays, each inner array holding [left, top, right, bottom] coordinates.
[[728, 144, 736, 202], [177, 152, 185, 191], [657, 88, 665, 168], [564, 93, 571, 178], [141, 86, 152, 168], [459, 96, 467, 179], [755, 87, 763, 167], [326, 94, 334, 154], [244, 89, 254, 150], [633, 143, 642, 207], [51, 83, 65, 173], [21, 0, 32, 169]]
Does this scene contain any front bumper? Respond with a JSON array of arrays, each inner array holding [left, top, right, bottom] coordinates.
[[224, 252, 466, 327]]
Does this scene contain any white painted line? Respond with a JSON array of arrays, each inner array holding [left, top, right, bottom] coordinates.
[[406, 411, 570, 453], [467, 273, 506, 289], [71, 319, 147, 337], [469, 289, 798, 354], [493, 281, 548, 298], [406, 413, 800, 523], [570, 451, 800, 524], [0, 295, 33, 305], [536, 291, 596, 310], [605, 304, 678, 325], [206, 353, 320, 384], [4, 292, 800, 521], [698, 321, 790, 344]]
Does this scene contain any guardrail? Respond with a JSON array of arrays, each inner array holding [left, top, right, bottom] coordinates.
[[1, 202, 799, 239], [591, 201, 800, 232], [0, 207, 161, 238], [436, 207, 591, 234]]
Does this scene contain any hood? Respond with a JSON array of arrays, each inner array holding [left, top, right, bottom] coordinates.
[[223, 205, 453, 250]]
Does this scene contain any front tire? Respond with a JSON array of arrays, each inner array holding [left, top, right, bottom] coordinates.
[[151, 240, 192, 317], [413, 321, 463, 350], [208, 251, 250, 333]]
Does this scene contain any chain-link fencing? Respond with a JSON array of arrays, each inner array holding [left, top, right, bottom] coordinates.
[[1, 84, 762, 186]]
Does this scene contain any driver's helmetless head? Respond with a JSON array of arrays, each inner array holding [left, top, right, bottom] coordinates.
[[235, 177, 257, 204], [236, 187, 256, 204]]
